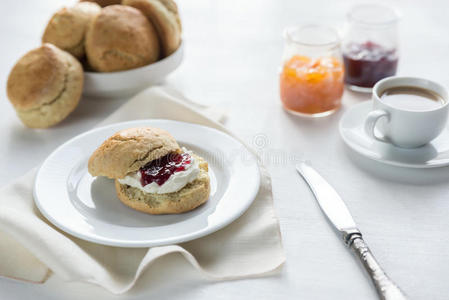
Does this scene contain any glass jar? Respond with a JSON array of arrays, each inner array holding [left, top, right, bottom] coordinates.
[[280, 25, 344, 117], [343, 4, 400, 92]]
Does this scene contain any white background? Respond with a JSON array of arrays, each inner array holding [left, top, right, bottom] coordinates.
[[1, 0, 449, 299]]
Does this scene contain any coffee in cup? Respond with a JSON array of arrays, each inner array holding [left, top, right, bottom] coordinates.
[[364, 77, 448, 148], [380, 86, 445, 111]]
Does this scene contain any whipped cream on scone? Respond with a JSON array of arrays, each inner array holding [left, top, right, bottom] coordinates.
[[88, 127, 210, 214], [118, 148, 200, 194]]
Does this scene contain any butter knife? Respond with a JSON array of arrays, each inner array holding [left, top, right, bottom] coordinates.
[[296, 162, 407, 300]]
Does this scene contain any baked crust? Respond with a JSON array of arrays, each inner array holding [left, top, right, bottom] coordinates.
[[123, 0, 181, 57], [79, 0, 121, 7], [88, 127, 180, 179], [6, 44, 83, 128], [42, 2, 101, 58], [115, 156, 210, 214], [85, 5, 160, 72]]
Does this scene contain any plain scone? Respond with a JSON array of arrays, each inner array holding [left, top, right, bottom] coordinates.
[[85, 5, 160, 72], [88, 127, 210, 214], [7, 44, 84, 128], [42, 2, 101, 58], [123, 0, 182, 57]]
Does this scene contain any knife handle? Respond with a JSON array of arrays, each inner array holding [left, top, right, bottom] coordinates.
[[348, 234, 407, 300]]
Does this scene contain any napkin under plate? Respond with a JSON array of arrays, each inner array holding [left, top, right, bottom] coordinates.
[[0, 86, 285, 293]]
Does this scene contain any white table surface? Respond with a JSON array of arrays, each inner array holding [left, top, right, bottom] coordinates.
[[1, 0, 449, 299]]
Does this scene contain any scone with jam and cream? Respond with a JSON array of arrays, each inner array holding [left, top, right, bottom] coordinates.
[[88, 127, 210, 214]]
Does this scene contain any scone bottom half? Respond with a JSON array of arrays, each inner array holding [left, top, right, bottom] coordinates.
[[88, 127, 211, 214], [115, 156, 210, 215]]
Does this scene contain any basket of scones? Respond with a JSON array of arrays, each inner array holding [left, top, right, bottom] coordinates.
[[6, 0, 182, 129]]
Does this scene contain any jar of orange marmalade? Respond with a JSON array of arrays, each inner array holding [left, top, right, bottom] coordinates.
[[280, 25, 344, 117]]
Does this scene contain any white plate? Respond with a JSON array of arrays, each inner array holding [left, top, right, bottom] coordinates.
[[83, 42, 184, 98], [34, 120, 260, 247], [339, 101, 449, 168]]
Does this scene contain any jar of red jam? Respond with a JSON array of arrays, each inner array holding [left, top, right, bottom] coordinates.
[[280, 25, 344, 117], [343, 4, 400, 92]]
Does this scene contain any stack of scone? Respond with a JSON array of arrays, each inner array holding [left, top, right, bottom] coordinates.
[[6, 0, 182, 128], [42, 0, 182, 71], [88, 127, 210, 214]]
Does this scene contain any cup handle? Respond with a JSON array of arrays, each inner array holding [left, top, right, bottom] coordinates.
[[364, 110, 390, 143]]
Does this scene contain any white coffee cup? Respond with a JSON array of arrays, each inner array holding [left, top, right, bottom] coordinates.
[[364, 76, 449, 148]]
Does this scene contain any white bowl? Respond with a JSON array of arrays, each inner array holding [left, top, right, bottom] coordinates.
[[83, 42, 184, 98]]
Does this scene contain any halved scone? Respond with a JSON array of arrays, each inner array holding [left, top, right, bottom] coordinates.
[[88, 127, 210, 214]]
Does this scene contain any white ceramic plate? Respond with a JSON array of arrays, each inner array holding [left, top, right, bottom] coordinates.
[[83, 42, 184, 98], [339, 101, 449, 168], [34, 120, 260, 247]]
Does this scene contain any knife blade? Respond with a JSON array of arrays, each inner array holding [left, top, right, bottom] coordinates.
[[295, 161, 356, 233], [296, 161, 407, 300]]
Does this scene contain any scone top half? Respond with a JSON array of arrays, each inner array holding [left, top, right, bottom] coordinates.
[[88, 127, 180, 179]]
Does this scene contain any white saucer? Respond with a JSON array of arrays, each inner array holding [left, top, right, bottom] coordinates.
[[34, 120, 260, 247], [339, 102, 449, 168]]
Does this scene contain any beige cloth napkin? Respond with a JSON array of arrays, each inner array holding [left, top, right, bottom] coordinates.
[[0, 87, 285, 294]]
